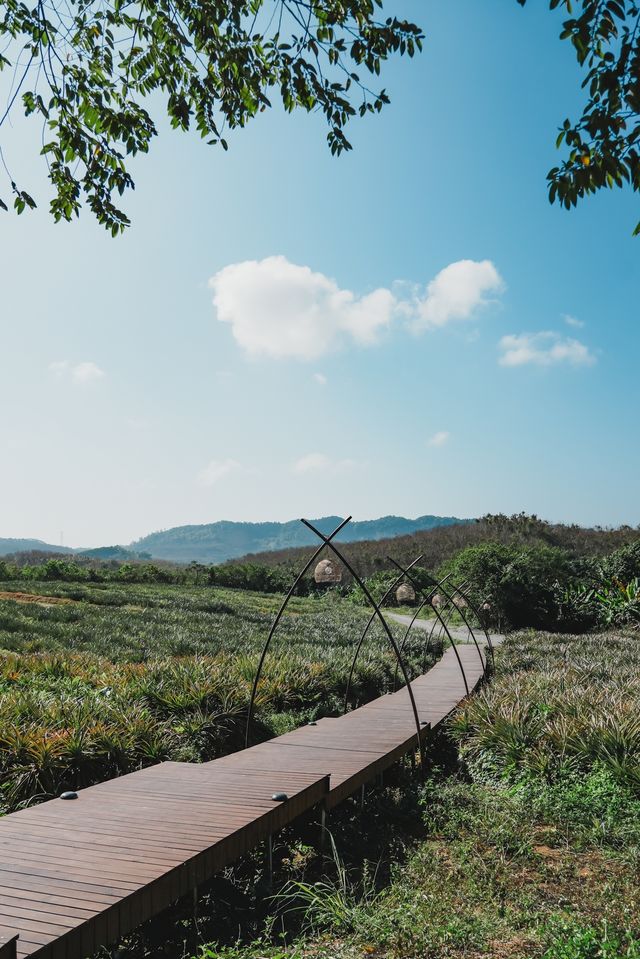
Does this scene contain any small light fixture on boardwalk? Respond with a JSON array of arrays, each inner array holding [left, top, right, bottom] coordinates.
[[314, 559, 342, 585], [395, 582, 416, 605]]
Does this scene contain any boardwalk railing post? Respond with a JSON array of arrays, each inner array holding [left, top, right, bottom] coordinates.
[[192, 885, 199, 922], [266, 834, 274, 889], [0, 933, 18, 959], [320, 808, 328, 855]]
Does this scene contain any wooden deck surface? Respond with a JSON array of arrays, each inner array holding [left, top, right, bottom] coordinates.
[[0, 643, 487, 959]]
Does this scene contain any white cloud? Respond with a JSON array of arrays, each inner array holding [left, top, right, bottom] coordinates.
[[413, 259, 505, 332], [293, 452, 356, 475], [196, 458, 242, 487], [313, 372, 328, 386], [428, 431, 450, 447], [72, 361, 105, 384], [49, 360, 105, 384], [49, 361, 69, 378], [210, 256, 395, 360], [563, 313, 585, 329], [209, 256, 505, 360], [498, 332, 596, 368]]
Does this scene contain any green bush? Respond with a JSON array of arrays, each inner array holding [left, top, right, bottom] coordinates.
[[601, 542, 640, 584], [438, 542, 580, 630], [543, 920, 640, 959], [347, 567, 436, 608]]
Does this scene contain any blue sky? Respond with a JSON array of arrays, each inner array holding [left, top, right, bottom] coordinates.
[[0, 0, 638, 547]]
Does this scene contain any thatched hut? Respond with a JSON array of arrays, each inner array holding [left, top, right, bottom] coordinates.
[[314, 559, 342, 585], [396, 583, 416, 605]]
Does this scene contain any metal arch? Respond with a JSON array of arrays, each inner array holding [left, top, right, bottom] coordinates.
[[300, 518, 425, 764], [393, 572, 453, 676], [402, 566, 486, 672], [430, 576, 494, 658], [422, 579, 471, 673], [448, 580, 494, 659], [343, 553, 424, 714], [424, 577, 472, 654], [425, 576, 494, 665], [389, 560, 485, 674], [244, 515, 352, 747], [386, 565, 471, 697]]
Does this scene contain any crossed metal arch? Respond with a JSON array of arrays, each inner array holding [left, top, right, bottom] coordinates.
[[245, 518, 424, 762], [388, 570, 466, 689], [397, 564, 487, 672], [342, 553, 424, 714], [387, 561, 479, 696], [423, 577, 494, 666], [385, 563, 496, 697]]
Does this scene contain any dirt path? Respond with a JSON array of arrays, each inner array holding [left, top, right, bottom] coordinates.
[[0, 590, 76, 607], [386, 611, 504, 647]]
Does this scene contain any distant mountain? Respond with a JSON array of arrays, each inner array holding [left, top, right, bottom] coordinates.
[[0, 538, 73, 557], [130, 515, 471, 564]]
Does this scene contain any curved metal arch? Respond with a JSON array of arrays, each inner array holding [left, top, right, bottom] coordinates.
[[343, 553, 425, 714], [424, 576, 493, 665], [393, 572, 453, 676], [421, 578, 472, 675], [299, 519, 425, 763], [244, 515, 352, 747], [449, 580, 494, 659], [424, 577, 471, 656], [386, 566, 471, 696], [389, 560, 485, 677]]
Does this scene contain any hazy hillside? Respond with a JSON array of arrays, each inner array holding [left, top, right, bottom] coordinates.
[[0, 538, 73, 557], [130, 514, 470, 564], [232, 514, 640, 578], [78, 545, 150, 561]]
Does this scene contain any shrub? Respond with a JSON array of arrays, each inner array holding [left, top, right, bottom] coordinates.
[[593, 579, 640, 628], [601, 542, 640, 584], [438, 542, 578, 630], [543, 920, 640, 959]]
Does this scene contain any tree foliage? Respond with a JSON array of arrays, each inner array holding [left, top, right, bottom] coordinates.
[[1, 1, 639, 232], [520, 0, 640, 234], [0, 0, 422, 232]]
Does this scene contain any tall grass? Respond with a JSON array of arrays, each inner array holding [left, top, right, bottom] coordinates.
[[0, 582, 429, 811], [451, 630, 640, 791]]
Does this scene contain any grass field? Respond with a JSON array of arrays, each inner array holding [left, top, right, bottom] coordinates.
[[2, 580, 636, 959], [0, 581, 436, 811], [169, 628, 640, 959]]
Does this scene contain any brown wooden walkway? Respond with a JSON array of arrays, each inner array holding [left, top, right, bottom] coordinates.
[[0, 643, 487, 959]]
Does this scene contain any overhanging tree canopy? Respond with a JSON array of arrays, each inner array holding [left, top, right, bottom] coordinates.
[[519, 0, 640, 235], [0, 0, 638, 233], [0, 0, 423, 232]]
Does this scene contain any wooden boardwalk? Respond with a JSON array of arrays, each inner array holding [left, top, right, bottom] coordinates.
[[0, 643, 488, 959]]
